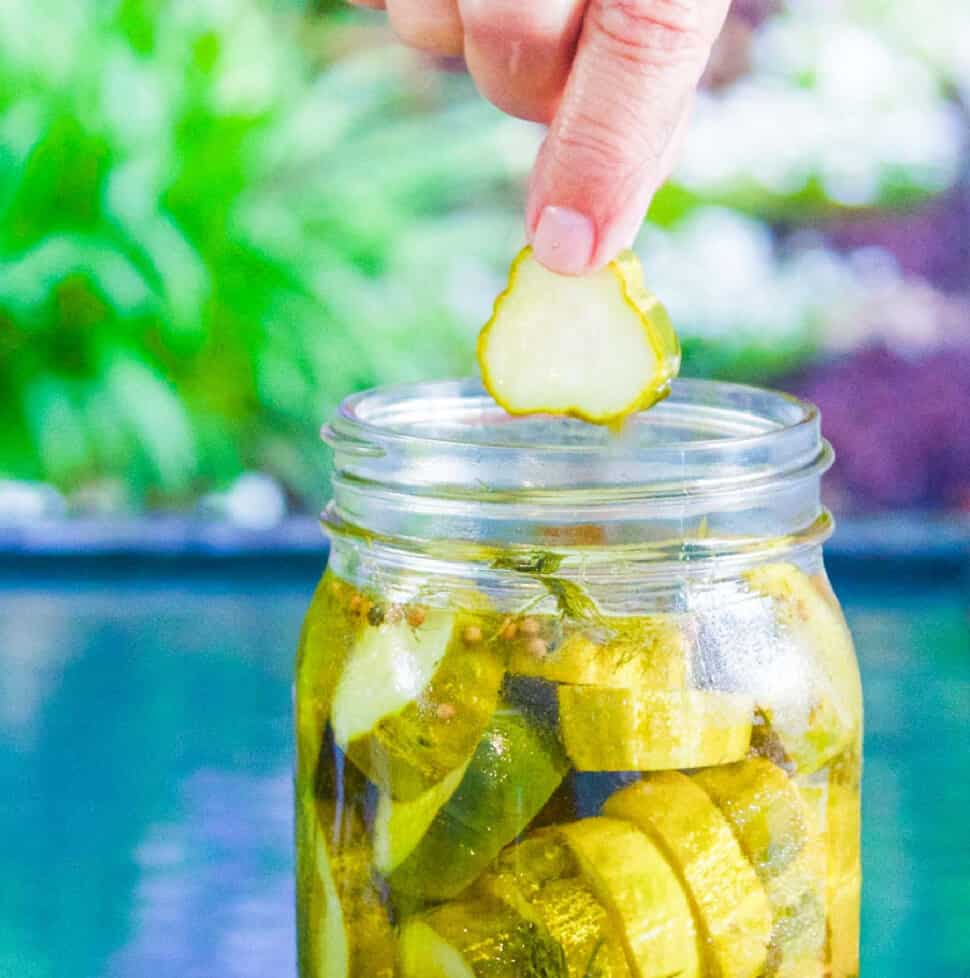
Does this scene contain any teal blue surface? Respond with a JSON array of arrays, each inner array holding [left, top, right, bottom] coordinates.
[[0, 565, 967, 977]]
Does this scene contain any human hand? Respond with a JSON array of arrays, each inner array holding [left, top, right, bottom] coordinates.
[[348, 0, 731, 274]]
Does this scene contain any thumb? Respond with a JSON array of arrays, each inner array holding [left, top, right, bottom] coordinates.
[[526, 0, 729, 274]]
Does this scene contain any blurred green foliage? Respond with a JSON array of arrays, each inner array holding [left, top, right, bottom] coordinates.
[[0, 0, 965, 511], [0, 0, 529, 506]]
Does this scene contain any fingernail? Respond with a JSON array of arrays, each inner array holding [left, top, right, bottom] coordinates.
[[531, 205, 595, 275]]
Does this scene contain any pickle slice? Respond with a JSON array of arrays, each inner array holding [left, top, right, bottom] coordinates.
[[478, 831, 632, 978], [399, 900, 568, 978], [389, 708, 569, 901], [804, 757, 861, 978], [296, 576, 363, 787], [559, 817, 701, 978], [744, 563, 862, 775], [373, 758, 470, 874], [509, 616, 687, 689], [762, 844, 827, 978], [477, 247, 680, 425], [692, 759, 827, 977], [303, 797, 395, 978], [331, 609, 504, 800], [604, 773, 771, 978], [692, 758, 814, 880], [558, 687, 753, 771]]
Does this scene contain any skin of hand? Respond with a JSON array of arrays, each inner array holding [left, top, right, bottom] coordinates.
[[347, 0, 732, 275]]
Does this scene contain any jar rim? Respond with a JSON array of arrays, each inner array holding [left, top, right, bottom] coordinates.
[[324, 377, 828, 488], [323, 378, 832, 555]]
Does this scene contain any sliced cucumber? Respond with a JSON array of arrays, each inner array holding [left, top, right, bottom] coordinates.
[[373, 758, 470, 874], [604, 773, 771, 978], [477, 246, 680, 426], [802, 754, 861, 978], [692, 759, 827, 977], [559, 817, 701, 978], [509, 616, 687, 690], [477, 831, 632, 978], [692, 758, 814, 880], [744, 563, 861, 776], [558, 687, 753, 771], [399, 900, 568, 978], [296, 576, 363, 787], [389, 708, 569, 902], [762, 844, 827, 978], [300, 798, 395, 978], [332, 609, 504, 800]]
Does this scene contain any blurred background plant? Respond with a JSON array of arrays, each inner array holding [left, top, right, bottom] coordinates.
[[0, 0, 967, 518]]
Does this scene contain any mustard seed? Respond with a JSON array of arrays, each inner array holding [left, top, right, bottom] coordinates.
[[520, 618, 541, 637], [499, 620, 518, 641], [527, 638, 548, 658]]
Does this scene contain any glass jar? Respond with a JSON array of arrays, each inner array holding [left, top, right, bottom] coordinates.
[[294, 379, 862, 978]]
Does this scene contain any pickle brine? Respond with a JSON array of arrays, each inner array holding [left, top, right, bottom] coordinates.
[[295, 568, 862, 978]]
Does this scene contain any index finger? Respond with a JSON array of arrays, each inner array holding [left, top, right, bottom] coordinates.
[[526, 0, 730, 274]]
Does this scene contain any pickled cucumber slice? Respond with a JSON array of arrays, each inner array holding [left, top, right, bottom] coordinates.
[[806, 760, 861, 978], [389, 708, 569, 901], [478, 831, 632, 978], [509, 616, 687, 690], [373, 758, 470, 874], [692, 758, 814, 880], [399, 899, 568, 978], [745, 563, 862, 775], [558, 687, 753, 771], [302, 797, 395, 978], [604, 773, 771, 978], [559, 817, 701, 978], [477, 247, 680, 425], [762, 843, 827, 978], [296, 576, 363, 787], [692, 759, 827, 978], [331, 609, 504, 800]]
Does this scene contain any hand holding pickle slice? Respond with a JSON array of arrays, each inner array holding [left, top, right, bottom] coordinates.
[[477, 247, 679, 426]]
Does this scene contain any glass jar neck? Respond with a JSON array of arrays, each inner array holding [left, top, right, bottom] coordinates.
[[322, 378, 833, 572]]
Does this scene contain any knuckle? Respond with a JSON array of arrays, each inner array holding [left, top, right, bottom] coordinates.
[[391, 17, 461, 54], [590, 0, 706, 64], [557, 111, 643, 175], [461, 0, 563, 47]]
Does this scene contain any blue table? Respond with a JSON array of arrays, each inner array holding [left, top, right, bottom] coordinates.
[[1, 556, 968, 977]]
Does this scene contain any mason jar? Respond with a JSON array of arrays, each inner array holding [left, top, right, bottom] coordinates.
[[294, 378, 863, 978]]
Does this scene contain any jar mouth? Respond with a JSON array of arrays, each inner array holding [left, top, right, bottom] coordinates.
[[324, 378, 830, 500], [322, 378, 832, 558]]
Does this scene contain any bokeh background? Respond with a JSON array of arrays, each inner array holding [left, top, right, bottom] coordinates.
[[1, 0, 968, 522], [1, 2, 969, 978]]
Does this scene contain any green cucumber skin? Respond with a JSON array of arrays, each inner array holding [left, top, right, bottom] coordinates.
[[390, 709, 569, 902], [401, 904, 570, 978], [345, 644, 504, 802]]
